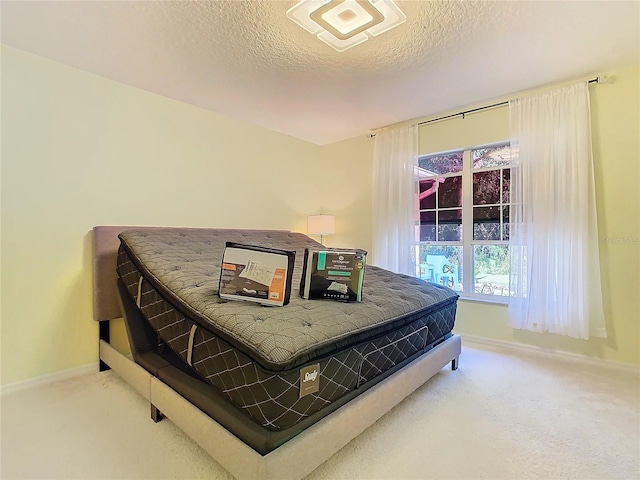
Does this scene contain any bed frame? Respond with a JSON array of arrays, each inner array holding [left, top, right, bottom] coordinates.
[[92, 225, 461, 480]]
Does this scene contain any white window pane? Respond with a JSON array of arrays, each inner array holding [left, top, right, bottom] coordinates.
[[472, 145, 512, 169], [473, 245, 511, 296], [418, 151, 463, 176], [417, 245, 462, 292], [473, 206, 501, 240]]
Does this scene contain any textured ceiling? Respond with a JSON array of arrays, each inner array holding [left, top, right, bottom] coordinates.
[[2, 1, 639, 145]]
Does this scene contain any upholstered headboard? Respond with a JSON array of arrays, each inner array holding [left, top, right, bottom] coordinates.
[[92, 226, 160, 322]]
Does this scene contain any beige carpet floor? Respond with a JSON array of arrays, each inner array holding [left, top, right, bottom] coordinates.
[[1, 342, 638, 480]]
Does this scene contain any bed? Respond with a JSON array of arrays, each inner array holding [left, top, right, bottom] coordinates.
[[93, 226, 462, 480]]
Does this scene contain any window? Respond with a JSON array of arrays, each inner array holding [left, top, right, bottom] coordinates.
[[415, 143, 514, 300]]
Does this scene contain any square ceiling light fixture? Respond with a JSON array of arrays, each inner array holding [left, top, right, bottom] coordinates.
[[287, 0, 406, 52]]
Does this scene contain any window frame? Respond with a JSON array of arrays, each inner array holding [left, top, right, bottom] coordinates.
[[416, 141, 512, 303]]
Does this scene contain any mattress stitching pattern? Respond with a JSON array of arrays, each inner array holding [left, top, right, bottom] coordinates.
[[117, 233, 458, 430], [117, 228, 459, 371], [120, 259, 456, 430]]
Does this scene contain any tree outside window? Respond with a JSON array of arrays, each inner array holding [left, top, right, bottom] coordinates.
[[416, 144, 514, 299]]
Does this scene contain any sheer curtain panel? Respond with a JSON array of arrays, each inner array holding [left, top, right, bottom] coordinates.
[[509, 82, 606, 339], [372, 125, 418, 275]]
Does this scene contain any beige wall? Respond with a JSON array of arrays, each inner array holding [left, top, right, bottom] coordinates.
[[418, 105, 510, 153], [0, 46, 372, 385], [2, 44, 636, 387], [418, 64, 639, 366], [318, 136, 375, 254]]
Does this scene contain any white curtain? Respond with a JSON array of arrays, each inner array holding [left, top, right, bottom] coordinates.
[[372, 124, 418, 275], [509, 82, 606, 339]]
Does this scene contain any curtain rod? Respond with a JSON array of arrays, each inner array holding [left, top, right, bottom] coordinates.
[[416, 76, 604, 127]]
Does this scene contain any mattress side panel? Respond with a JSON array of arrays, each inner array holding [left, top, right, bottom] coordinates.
[[117, 243, 457, 431]]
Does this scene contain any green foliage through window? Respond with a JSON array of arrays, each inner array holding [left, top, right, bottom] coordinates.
[[416, 143, 514, 299]]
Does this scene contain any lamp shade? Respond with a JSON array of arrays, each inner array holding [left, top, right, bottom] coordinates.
[[307, 214, 335, 236]]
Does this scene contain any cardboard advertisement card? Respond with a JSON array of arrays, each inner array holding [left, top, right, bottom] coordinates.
[[219, 242, 295, 306], [300, 248, 367, 301]]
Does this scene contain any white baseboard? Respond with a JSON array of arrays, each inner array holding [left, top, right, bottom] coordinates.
[[461, 333, 640, 375], [1, 363, 99, 397], [2, 335, 636, 396]]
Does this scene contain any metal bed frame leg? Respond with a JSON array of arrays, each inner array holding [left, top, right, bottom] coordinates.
[[451, 357, 459, 371], [99, 320, 111, 372], [151, 404, 164, 423]]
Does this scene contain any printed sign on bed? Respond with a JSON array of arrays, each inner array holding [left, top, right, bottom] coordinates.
[[219, 242, 295, 306], [300, 248, 367, 301], [299, 363, 320, 398]]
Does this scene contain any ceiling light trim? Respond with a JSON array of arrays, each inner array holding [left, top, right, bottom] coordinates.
[[310, 0, 384, 40], [286, 0, 406, 52]]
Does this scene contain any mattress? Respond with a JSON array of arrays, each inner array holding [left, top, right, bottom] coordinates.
[[116, 228, 458, 436]]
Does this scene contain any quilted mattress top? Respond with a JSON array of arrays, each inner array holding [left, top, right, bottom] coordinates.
[[118, 228, 458, 371]]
